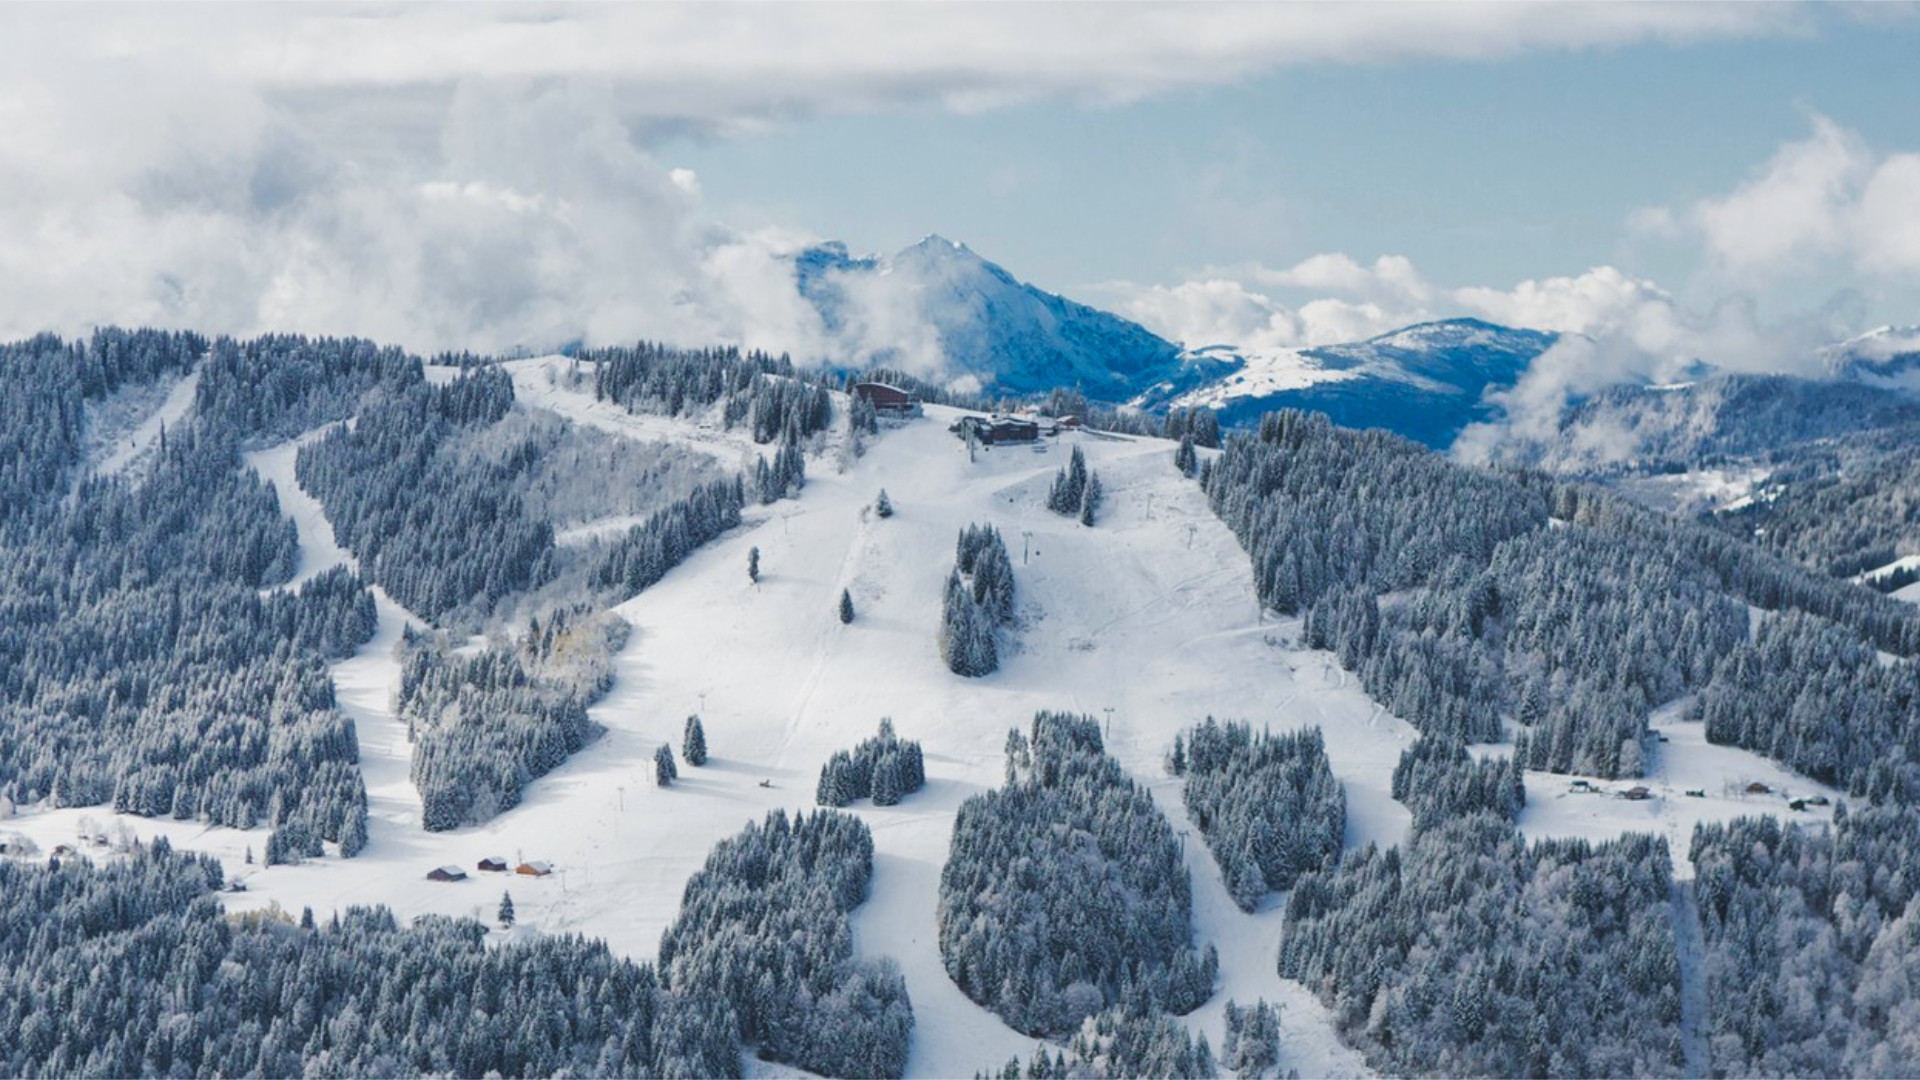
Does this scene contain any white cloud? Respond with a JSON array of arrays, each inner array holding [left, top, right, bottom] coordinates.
[[1641, 115, 1920, 280], [1453, 266, 1671, 336], [668, 169, 703, 197]]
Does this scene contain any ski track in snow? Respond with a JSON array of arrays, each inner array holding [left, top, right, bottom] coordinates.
[[92, 367, 202, 480], [1670, 878, 1711, 1079], [6, 354, 1864, 1078]]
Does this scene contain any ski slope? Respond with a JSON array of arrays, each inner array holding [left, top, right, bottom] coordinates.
[[87, 366, 201, 480], [238, 370, 1398, 1076], [5, 357, 1858, 1078]]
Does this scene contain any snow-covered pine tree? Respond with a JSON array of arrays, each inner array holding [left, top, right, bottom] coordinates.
[[747, 546, 760, 583], [1175, 434, 1198, 477], [1047, 446, 1089, 514], [654, 743, 678, 787], [683, 715, 707, 766], [874, 489, 893, 518], [1079, 472, 1102, 526], [839, 588, 855, 624], [499, 890, 515, 927]]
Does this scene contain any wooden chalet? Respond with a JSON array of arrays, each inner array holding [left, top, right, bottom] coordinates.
[[516, 860, 554, 877], [477, 856, 509, 873], [851, 382, 921, 415], [426, 865, 468, 882]]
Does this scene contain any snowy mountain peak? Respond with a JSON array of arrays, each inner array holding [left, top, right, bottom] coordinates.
[[1821, 322, 1920, 394], [794, 235, 1181, 396]]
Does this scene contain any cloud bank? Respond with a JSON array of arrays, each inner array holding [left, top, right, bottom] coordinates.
[[0, 2, 1813, 357]]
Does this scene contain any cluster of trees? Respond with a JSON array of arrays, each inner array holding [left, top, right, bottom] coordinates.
[[587, 477, 745, 602], [942, 523, 1016, 677], [0, 840, 773, 1078], [196, 332, 422, 443], [398, 607, 628, 830], [297, 369, 555, 623], [753, 438, 808, 503], [657, 809, 914, 1078], [586, 341, 834, 446], [1281, 811, 1685, 1077], [1694, 610, 1920, 798], [816, 719, 927, 807], [1217, 409, 1920, 778], [980, 1005, 1220, 1080], [1160, 407, 1223, 449], [1169, 719, 1345, 909], [1208, 410, 1547, 614], [939, 712, 1216, 1037], [1221, 999, 1283, 1078], [1047, 445, 1104, 525], [1690, 805, 1920, 1076], [1390, 737, 1526, 833]]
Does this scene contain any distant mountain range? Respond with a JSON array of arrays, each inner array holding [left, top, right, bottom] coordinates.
[[1128, 319, 1559, 448], [792, 235, 1914, 452]]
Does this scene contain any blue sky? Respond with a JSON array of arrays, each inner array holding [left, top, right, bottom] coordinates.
[[671, 14, 1920, 323]]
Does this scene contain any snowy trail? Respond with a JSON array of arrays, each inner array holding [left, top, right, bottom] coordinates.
[[244, 425, 355, 587], [1670, 878, 1711, 1078], [1146, 779, 1374, 1078], [94, 367, 201, 478], [243, 427, 430, 849]]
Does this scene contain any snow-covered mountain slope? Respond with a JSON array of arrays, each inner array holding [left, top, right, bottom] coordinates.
[[1135, 318, 1558, 448], [4, 359, 1852, 1077], [1824, 324, 1920, 394], [798, 236, 1181, 397], [1484, 371, 1920, 475]]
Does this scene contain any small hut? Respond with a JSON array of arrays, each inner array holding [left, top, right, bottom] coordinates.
[[477, 856, 509, 873], [516, 860, 553, 878], [427, 865, 468, 882]]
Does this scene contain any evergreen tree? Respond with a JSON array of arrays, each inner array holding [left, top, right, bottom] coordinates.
[[748, 545, 761, 584], [875, 489, 894, 518], [840, 588, 856, 624], [655, 744, 678, 787], [1175, 434, 1198, 477], [1079, 473, 1102, 526], [683, 715, 707, 766], [499, 890, 516, 928]]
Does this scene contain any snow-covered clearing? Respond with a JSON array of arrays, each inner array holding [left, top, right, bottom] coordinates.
[[1164, 346, 1358, 411], [499, 356, 775, 472], [86, 366, 201, 481], [1614, 465, 1769, 516], [1499, 698, 1844, 879]]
